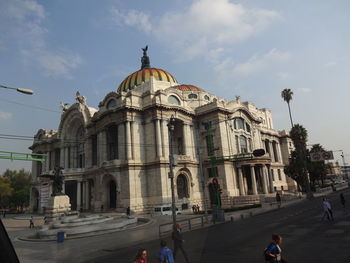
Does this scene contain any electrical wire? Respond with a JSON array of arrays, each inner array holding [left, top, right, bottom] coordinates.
[[0, 98, 60, 113]]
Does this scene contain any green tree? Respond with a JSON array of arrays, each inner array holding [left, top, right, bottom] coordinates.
[[0, 177, 13, 208], [284, 124, 312, 197], [281, 89, 294, 128], [308, 144, 328, 188], [3, 169, 31, 211]]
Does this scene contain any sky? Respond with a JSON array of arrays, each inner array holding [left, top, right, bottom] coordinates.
[[0, 0, 350, 173]]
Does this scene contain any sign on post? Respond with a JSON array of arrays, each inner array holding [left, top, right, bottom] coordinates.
[[310, 151, 334, 162]]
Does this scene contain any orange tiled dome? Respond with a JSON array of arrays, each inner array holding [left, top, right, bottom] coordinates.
[[172, 84, 203, 91], [118, 68, 178, 92]]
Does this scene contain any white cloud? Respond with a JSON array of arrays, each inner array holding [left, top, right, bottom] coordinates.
[[0, 0, 81, 78], [22, 49, 82, 78], [232, 49, 290, 76], [298, 88, 311, 93], [277, 72, 290, 80], [111, 8, 152, 33], [324, 61, 337, 68], [0, 111, 13, 120], [111, 0, 280, 60]]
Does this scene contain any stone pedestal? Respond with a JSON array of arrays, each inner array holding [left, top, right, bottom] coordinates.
[[45, 195, 71, 222]]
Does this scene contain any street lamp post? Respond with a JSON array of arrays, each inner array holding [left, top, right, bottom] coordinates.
[[0, 84, 34, 95], [167, 115, 177, 229]]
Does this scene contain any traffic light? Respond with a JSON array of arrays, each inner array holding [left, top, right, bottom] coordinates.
[[212, 178, 219, 190]]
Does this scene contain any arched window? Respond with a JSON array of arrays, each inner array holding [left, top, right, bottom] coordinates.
[[168, 95, 181, 105], [107, 99, 117, 109], [234, 118, 245, 130], [188, 93, 197, 99], [176, 174, 189, 199], [204, 95, 210, 101]]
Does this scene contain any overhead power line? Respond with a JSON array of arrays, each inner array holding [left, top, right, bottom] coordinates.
[[0, 98, 60, 113]]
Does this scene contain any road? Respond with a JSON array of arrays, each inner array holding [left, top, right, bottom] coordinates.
[[84, 189, 350, 263]]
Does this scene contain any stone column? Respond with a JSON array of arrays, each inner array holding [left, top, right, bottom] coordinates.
[[261, 165, 269, 194], [125, 121, 132, 160], [250, 165, 258, 195], [60, 148, 65, 168], [82, 181, 86, 210], [267, 166, 274, 193], [238, 167, 245, 195], [162, 120, 169, 158], [72, 146, 77, 168], [182, 123, 188, 156], [155, 119, 162, 157], [62, 181, 65, 194], [85, 181, 90, 210], [269, 141, 275, 162], [64, 147, 69, 169], [45, 151, 50, 172], [190, 125, 196, 158], [276, 142, 282, 163], [77, 181, 81, 211]]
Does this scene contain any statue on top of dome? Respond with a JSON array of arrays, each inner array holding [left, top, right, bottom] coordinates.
[[141, 45, 150, 69]]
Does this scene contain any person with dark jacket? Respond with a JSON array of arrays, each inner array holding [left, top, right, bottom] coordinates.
[[340, 193, 346, 211], [264, 234, 287, 263], [172, 223, 190, 263]]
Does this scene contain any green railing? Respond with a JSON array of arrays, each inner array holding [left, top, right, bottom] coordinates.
[[0, 150, 46, 162]]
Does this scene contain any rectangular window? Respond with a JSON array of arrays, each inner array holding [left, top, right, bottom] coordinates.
[[278, 169, 282, 181], [206, 135, 214, 156], [91, 135, 97, 165], [235, 135, 239, 153], [107, 125, 118, 160], [271, 169, 275, 181], [281, 186, 284, 190]]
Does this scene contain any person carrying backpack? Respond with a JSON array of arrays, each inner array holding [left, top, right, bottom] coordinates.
[[264, 234, 287, 263]]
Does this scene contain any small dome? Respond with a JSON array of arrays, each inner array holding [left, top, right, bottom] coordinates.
[[118, 68, 178, 92], [172, 84, 203, 92]]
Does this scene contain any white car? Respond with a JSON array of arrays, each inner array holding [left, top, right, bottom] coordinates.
[[153, 205, 182, 215]]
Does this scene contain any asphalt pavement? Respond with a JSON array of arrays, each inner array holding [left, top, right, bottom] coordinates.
[[84, 189, 350, 263]]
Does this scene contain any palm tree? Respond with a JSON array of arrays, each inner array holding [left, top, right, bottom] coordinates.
[[289, 124, 313, 198], [281, 89, 294, 127], [289, 124, 308, 149]]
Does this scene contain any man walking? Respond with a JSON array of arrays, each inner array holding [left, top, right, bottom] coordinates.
[[322, 198, 334, 221], [276, 192, 282, 209], [340, 193, 346, 212], [159, 240, 174, 263], [29, 216, 35, 228], [172, 223, 190, 263]]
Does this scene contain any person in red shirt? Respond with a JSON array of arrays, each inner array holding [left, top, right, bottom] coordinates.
[[134, 248, 147, 263]]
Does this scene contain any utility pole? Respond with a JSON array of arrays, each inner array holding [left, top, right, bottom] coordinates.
[[167, 115, 177, 229]]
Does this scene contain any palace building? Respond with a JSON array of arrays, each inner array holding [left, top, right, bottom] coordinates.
[[29, 48, 295, 213]]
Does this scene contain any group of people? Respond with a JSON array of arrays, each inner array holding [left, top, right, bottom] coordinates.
[[191, 204, 200, 214], [134, 223, 190, 263]]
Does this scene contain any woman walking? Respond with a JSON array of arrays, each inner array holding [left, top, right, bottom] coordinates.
[[134, 248, 148, 263]]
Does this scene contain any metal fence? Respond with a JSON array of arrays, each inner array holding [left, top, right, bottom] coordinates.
[[158, 215, 208, 238]]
